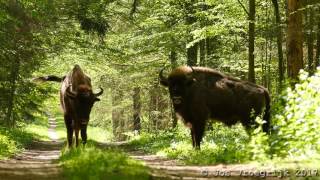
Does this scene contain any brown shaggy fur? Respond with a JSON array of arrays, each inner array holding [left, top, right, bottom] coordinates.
[[34, 65, 103, 147], [160, 66, 270, 149]]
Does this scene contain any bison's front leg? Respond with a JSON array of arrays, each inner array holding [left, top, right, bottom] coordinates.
[[81, 124, 87, 145], [193, 123, 205, 149], [64, 115, 73, 148], [190, 128, 196, 148], [74, 128, 80, 147]]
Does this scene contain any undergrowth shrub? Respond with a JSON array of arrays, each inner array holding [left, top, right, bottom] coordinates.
[[0, 127, 33, 159], [129, 123, 253, 165], [59, 142, 150, 180], [271, 69, 320, 159]]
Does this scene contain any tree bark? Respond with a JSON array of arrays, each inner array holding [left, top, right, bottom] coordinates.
[[149, 83, 158, 131], [187, 43, 198, 66], [133, 87, 141, 132], [112, 88, 125, 140], [287, 0, 304, 82], [306, 5, 314, 74], [199, 39, 206, 66], [186, 0, 198, 66], [316, 18, 320, 67], [248, 0, 256, 83], [271, 0, 284, 89], [6, 59, 20, 128], [169, 51, 178, 128]]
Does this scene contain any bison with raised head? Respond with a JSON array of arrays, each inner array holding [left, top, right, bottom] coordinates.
[[34, 65, 103, 147], [159, 66, 270, 149]]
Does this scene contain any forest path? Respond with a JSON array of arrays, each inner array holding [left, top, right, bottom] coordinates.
[[98, 142, 279, 180], [0, 116, 64, 180]]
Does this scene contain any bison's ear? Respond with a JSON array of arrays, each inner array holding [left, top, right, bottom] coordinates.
[[94, 97, 101, 102]]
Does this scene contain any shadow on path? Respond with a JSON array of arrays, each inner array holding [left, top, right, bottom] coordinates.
[[0, 115, 65, 180], [96, 142, 280, 180]]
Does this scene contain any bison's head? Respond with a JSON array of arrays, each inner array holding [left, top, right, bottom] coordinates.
[[66, 86, 103, 121], [159, 66, 196, 105]]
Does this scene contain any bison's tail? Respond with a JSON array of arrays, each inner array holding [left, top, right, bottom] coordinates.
[[32, 75, 65, 83], [262, 90, 271, 134]]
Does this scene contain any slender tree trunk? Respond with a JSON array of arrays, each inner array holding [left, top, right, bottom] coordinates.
[[271, 0, 284, 89], [112, 88, 124, 140], [287, 0, 304, 82], [306, 6, 314, 74], [186, 0, 198, 66], [187, 43, 198, 66], [248, 0, 256, 83], [133, 87, 141, 132], [170, 50, 178, 68], [157, 91, 169, 129], [149, 83, 158, 131], [169, 51, 178, 128], [6, 59, 20, 128], [199, 39, 206, 66], [316, 18, 320, 67]]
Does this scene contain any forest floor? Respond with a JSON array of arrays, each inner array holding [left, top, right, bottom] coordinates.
[[0, 116, 65, 180], [0, 115, 306, 180], [98, 142, 285, 180]]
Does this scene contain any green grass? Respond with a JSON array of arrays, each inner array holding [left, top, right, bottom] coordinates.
[[55, 116, 66, 140], [0, 127, 33, 159], [59, 142, 150, 180], [25, 112, 50, 141], [128, 123, 251, 165]]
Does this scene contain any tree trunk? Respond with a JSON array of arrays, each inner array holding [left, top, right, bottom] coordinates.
[[306, 6, 314, 74], [133, 87, 141, 132], [199, 39, 206, 66], [187, 43, 198, 66], [186, 0, 198, 66], [287, 0, 304, 82], [316, 18, 320, 67], [6, 59, 20, 128], [248, 0, 256, 83], [271, 0, 284, 89], [169, 50, 178, 128], [112, 88, 124, 140], [149, 83, 158, 131]]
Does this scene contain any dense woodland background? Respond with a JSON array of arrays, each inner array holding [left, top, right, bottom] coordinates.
[[1, 0, 320, 166]]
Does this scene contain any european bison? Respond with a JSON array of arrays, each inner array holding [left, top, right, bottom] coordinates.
[[34, 65, 103, 147], [159, 66, 270, 149]]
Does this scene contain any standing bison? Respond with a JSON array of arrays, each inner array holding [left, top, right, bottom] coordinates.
[[159, 66, 270, 149], [34, 65, 103, 147]]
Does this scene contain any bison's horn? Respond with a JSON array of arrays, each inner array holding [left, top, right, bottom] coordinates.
[[66, 86, 77, 98], [94, 87, 104, 97], [159, 68, 169, 86], [189, 66, 195, 72]]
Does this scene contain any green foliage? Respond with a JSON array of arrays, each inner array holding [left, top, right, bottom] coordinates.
[[129, 122, 254, 165], [24, 112, 50, 141], [271, 69, 320, 159], [248, 117, 270, 161], [59, 143, 150, 180], [0, 127, 33, 159]]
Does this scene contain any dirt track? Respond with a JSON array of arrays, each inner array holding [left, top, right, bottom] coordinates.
[[0, 116, 302, 180], [0, 117, 64, 180]]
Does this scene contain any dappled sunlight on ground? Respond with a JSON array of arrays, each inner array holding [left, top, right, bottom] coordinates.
[[0, 117, 64, 180]]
